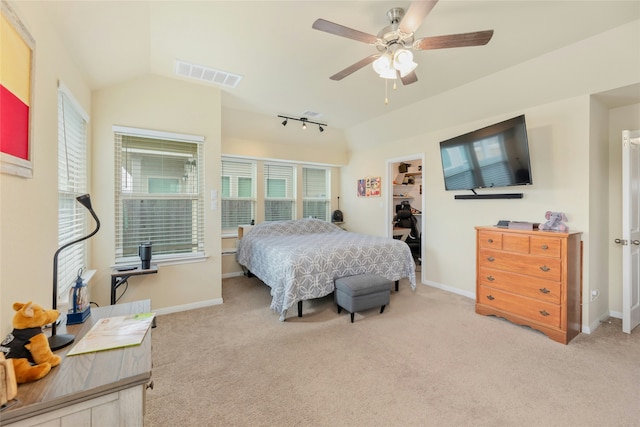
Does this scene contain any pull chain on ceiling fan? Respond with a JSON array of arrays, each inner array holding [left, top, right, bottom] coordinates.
[[312, 0, 494, 104]]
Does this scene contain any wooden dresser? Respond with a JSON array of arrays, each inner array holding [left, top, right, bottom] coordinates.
[[1, 300, 152, 426], [475, 226, 582, 344]]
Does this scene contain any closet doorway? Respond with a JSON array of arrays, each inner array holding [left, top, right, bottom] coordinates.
[[387, 155, 425, 274]]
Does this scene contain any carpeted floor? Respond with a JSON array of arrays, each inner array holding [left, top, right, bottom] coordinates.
[[144, 275, 640, 427]]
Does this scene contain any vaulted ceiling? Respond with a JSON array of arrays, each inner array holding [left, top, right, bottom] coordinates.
[[38, 1, 640, 129]]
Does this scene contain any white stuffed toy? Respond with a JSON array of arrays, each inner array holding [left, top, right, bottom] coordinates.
[[539, 211, 568, 232]]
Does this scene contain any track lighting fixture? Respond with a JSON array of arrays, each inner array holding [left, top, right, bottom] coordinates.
[[277, 115, 327, 133]]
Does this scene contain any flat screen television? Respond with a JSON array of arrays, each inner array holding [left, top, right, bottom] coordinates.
[[439, 115, 533, 191]]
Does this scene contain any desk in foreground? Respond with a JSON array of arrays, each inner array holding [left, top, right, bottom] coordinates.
[[1, 300, 152, 426]]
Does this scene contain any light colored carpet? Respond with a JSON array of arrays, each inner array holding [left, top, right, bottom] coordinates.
[[144, 275, 640, 427]]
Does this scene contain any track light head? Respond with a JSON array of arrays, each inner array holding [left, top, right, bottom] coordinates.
[[282, 119, 288, 126], [319, 125, 324, 132], [302, 122, 307, 130]]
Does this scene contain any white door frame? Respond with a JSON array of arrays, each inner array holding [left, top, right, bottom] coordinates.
[[622, 130, 640, 333], [386, 154, 426, 280]]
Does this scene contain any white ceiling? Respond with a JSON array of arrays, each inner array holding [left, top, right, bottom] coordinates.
[[39, 0, 640, 130]]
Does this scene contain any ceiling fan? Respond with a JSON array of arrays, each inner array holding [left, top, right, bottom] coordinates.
[[312, 0, 494, 86]]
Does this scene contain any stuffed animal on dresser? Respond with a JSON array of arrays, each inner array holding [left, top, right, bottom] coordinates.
[[538, 211, 568, 232], [0, 302, 61, 383]]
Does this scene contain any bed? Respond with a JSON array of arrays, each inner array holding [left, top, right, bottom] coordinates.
[[236, 218, 416, 320]]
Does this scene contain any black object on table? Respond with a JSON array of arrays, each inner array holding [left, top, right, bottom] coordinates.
[[110, 265, 158, 304]]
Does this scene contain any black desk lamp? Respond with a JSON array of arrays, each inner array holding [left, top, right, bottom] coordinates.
[[49, 194, 101, 351]]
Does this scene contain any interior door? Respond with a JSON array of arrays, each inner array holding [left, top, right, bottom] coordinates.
[[622, 130, 640, 334]]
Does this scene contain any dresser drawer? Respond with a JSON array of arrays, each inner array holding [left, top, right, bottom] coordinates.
[[478, 231, 502, 250], [479, 249, 562, 281], [530, 236, 562, 258], [502, 233, 529, 254], [478, 266, 561, 304], [478, 285, 561, 328]]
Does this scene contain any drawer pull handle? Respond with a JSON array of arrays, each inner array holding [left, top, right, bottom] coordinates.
[[487, 275, 495, 281], [541, 244, 549, 250], [486, 295, 495, 301], [488, 238, 494, 243], [539, 265, 550, 272], [539, 310, 550, 317], [487, 256, 495, 262], [539, 288, 550, 294]]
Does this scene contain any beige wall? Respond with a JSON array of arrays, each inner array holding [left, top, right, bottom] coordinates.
[[340, 19, 640, 333], [0, 1, 91, 334], [90, 74, 222, 312], [1, 2, 638, 337]]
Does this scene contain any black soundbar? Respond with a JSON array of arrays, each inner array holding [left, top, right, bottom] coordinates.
[[454, 193, 523, 200]]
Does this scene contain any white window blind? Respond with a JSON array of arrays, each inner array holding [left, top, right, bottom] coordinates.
[[57, 85, 89, 300], [264, 163, 295, 222], [221, 159, 256, 232], [302, 167, 330, 220], [114, 127, 204, 263]]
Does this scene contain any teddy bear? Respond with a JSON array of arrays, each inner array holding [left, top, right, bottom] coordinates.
[[539, 211, 568, 232], [0, 302, 62, 383]]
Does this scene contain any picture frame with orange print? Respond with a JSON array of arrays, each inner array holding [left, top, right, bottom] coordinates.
[[1, 0, 35, 178]]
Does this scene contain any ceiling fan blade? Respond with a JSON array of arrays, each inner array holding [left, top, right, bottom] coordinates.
[[399, 70, 418, 85], [312, 19, 378, 44], [399, 0, 439, 34], [330, 55, 379, 81], [414, 30, 494, 50]]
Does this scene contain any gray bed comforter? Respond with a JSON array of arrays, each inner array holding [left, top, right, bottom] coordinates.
[[236, 218, 416, 320]]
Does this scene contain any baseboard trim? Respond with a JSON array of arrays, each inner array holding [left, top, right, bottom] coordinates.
[[154, 298, 223, 316], [222, 271, 245, 279], [423, 280, 475, 300]]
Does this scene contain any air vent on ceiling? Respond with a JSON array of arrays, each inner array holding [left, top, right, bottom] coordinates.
[[175, 60, 243, 88]]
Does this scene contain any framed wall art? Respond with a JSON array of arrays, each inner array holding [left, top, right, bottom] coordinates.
[[357, 176, 381, 197], [1, 0, 35, 178]]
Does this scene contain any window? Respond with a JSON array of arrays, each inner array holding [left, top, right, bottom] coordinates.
[[114, 126, 204, 263], [57, 84, 89, 300], [302, 167, 330, 220], [221, 157, 335, 230], [221, 159, 256, 233], [264, 163, 295, 221]]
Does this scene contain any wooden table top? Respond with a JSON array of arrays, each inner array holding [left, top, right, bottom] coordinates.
[[1, 300, 152, 424]]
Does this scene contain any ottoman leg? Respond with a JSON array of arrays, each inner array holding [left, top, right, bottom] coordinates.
[[350, 312, 354, 323], [395, 280, 399, 292], [380, 305, 386, 314], [337, 305, 342, 314]]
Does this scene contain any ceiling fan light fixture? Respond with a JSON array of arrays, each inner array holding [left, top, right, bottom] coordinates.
[[372, 54, 393, 78], [394, 49, 417, 76]]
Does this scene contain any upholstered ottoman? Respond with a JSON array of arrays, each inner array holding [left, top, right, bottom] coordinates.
[[334, 274, 391, 323]]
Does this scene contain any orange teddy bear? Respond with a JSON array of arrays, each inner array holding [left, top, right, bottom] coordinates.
[[0, 302, 61, 383]]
